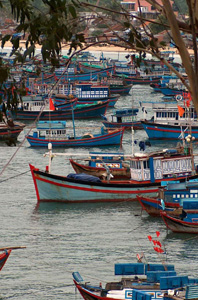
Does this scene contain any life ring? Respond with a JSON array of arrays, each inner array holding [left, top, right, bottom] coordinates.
[[176, 94, 183, 101]]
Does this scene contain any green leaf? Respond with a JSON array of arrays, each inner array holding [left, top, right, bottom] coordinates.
[[1, 35, 11, 48], [69, 4, 77, 18]]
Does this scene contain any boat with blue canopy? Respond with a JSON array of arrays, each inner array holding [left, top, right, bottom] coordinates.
[[26, 121, 124, 147], [73, 260, 198, 300]]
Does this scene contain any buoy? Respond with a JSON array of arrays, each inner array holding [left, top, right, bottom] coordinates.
[[175, 94, 183, 101]]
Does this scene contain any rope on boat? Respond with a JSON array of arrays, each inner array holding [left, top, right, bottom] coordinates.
[[0, 169, 30, 183]]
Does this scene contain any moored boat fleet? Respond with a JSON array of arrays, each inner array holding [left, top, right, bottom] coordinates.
[[2, 49, 198, 297]]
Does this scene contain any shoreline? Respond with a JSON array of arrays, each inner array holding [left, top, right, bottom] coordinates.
[[3, 40, 194, 56]]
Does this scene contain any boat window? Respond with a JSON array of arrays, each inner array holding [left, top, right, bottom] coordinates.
[[173, 195, 176, 198], [190, 195, 194, 198], [177, 194, 180, 198], [137, 161, 141, 169], [181, 195, 184, 198], [185, 195, 189, 198], [143, 160, 149, 169]]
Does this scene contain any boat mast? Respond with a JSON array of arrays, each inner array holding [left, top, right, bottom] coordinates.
[[48, 142, 53, 173], [131, 87, 134, 156]]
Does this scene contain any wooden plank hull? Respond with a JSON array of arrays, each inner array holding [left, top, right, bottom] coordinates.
[[161, 212, 198, 233], [137, 195, 180, 217], [29, 165, 198, 203], [14, 101, 109, 121], [70, 159, 131, 180], [29, 164, 161, 203], [0, 122, 25, 141], [26, 128, 124, 147], [0, 250, 11, 271], [141, 120, 198, 140], [125, 76, 161, 85]]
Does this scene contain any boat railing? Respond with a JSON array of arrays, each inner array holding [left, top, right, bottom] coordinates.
[[130, 168, 143, 181]]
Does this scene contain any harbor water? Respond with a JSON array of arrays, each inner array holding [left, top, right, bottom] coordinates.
[[0, 51, 198, 299]]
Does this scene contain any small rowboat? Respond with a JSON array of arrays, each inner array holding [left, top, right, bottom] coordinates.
[[161, 200, 198, 233], [70, 152, 131, 180], [101, 108, 143, 130]]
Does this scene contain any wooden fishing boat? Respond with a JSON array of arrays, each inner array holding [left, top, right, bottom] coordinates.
[[14, 95, 109, 120], [69, 152, 131, 180], [161, 200, 198, 233], [55, 66, 114, 81], [0, 246, 26, 272], [137, 180, 198, 217], [124, 75, 161, 85], [141, 102, 198, 140], [0, 120, 25, 143], [72, 261, 196, 300], [99, 76, 133, 95], [26, 121, 124, 147], [29, 144, 198, 203], [0, 250, 11, 271], [101, 108, 143, 130]]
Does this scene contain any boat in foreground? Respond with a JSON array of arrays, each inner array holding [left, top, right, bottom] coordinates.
[[29, 143, 198, 203], [29, 164, 161, 203], [73, 261, 198, 300]]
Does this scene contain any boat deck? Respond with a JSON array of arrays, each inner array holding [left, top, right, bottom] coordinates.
[[105, 278, 160, 290]]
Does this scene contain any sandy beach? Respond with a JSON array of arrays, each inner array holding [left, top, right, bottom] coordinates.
[[4, 39, 191, 55]]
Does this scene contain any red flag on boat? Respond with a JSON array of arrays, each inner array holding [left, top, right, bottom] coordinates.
[[49, 98, 55, 111], [25, 87, 29, 95], [154, 247, 164, 253], [177, 105, 185, 117], [156, 231, 160, 237], [11, 86, 15, 96]]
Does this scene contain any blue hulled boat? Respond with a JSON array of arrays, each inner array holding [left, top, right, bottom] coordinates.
[[14, 95, 109, 121], [29, 144, 198, 203], [26, 121, 124, 147], [141, 102, 198, 140], [101, 108, 143, 130]]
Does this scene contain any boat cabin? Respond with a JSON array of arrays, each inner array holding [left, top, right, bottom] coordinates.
[[75, 82, 109, 99], [21, 95, 49, 111], [142, 102, 197, 125], [111, 108, 139, 123], [158, 181, 198, 206], [88, 152, 126, 169], [130, 148, 193, 182], [32, 121, 66, 139]]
